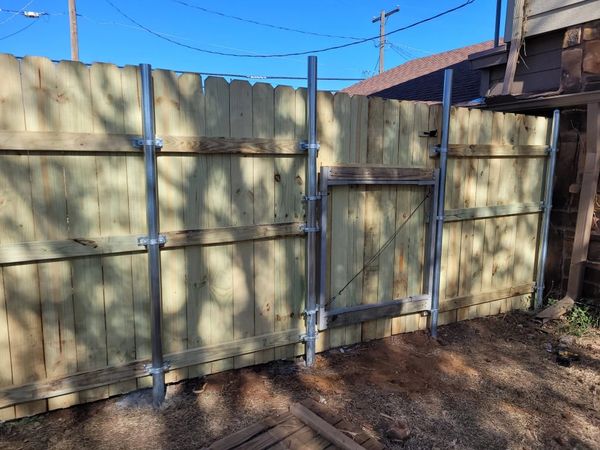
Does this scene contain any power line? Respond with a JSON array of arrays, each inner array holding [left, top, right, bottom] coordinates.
[[9, 54, 363, 82], [169, 0, 363, 41], [0, 19, 37, 40], [0, 1, 33, 25], [103, 0, 476, 58]]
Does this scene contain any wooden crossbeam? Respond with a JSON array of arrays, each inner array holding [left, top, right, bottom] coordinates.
[[443, 202, 543, 222], [323, 295, 430, 330], [0, 329, 303, 409], [325, 165, 435, 185], [0, 130, 301, 155], [439, 283, 535, 312], [0, 222, 303, 265], [430, 144, 549, 158]]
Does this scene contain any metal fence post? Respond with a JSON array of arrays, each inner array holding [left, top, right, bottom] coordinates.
[[535, 109, 560, 309], [430, 68, 453, 338], [304, 55, 319, 366], [139, 64, 166, 406]]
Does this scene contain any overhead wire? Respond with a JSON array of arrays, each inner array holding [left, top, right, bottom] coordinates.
[[169, 0, 364, 41], [0, 0, 33, 25], [0, 19, 37, 40], [103, 0, 476, 58]]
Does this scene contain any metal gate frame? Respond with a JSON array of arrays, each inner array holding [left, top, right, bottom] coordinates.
[[317, 165, 440, 332]]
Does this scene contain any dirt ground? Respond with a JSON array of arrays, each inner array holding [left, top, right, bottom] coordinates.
[[1, 311, 599, 450]]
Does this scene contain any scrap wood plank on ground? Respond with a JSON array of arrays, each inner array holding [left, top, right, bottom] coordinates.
[[205, 398, 383, 450]]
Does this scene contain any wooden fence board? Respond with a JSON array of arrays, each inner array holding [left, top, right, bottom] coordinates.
[[204, 77, 234, 373], [229, 80, 255, 369], [13, 56, 56, 416], [329, 92, 352, 348], [362, 97, 384, 341], [154, 69, 189, 383], [0, 54, 23, 420], [316, 90, 334, 353], [253, 82, 276, 364], [273, 86, 302, 360], [92, 62, 138, 397], [0, 54, 553, 417]]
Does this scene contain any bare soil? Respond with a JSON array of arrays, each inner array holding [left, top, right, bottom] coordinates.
[[1, 311, 599, 450]]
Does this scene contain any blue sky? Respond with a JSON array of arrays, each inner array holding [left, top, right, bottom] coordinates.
[[0, 0, 505, 90]]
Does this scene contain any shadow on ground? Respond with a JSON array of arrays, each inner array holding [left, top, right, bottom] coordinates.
[[1, 311, 599, 450]]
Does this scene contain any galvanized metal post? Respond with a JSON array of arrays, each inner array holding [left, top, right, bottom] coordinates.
[[430, 69, 453, 338], [139, 64, 166, 406], [494, 0, 502, 47], [535, 109, 560, 309], [305, 55, 319, 366]]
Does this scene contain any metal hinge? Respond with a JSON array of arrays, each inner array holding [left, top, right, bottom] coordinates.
[[132, 137, 164, 149], [137, 234, 167, 247]]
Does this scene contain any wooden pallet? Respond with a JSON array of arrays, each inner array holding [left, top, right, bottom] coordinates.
[[205, 399, 384, 450]]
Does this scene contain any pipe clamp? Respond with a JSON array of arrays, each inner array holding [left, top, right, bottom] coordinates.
[[132, 137, 164, 149], [138, 234, 167, 247], [300, 141, 320, 151], [144, 361, 171, 375], [299, 224, 320, 233]]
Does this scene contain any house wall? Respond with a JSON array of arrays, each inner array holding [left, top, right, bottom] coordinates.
[[486, 31, 563, 96], [505, 0, 600, 41]]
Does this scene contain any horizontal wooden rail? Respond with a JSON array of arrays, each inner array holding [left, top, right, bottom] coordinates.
[[0, 222, 304, 265], [0, 130, 301, 155], [430, 144, 549, 158], [0, 328, 303, 408], [323, 295, 431, 329], [325, 165, 435, 185], [444, 202, 543, 222], [439, 283, 535, 312]]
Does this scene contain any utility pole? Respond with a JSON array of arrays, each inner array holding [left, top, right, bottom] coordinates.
[[372, 6, 399, 74], [68, 0, 79, 60]]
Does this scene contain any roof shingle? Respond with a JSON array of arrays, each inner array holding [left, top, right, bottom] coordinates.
[[343, 41, 494, 100]]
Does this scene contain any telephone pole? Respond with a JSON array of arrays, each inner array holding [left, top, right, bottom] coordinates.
[[372, 6, 400, 74], [68, 0, 79, 60]]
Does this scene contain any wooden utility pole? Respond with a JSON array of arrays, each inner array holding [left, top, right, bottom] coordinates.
[[68, 0, 79, 61], [372, 6, 400, 74]]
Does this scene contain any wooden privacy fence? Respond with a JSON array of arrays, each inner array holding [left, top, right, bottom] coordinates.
[[0, 54, 550, 419]]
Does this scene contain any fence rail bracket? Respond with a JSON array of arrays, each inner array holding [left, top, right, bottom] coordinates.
[[132, 137, 164, 149], [143, 361, 171, 375], [137, 235, 167, 247], [300, 141, 320, 151]]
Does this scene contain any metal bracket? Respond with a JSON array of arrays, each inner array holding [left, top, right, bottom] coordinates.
[[302, 308, 318, 318], [143, 361, 171, 375], [303, 193, 323, 202], [300, 141, 321, 151], [299, 224, 320, 233], [132, 137, 164, 149], [137, 234, 167, 247]]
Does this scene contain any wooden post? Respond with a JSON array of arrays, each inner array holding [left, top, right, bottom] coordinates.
[[502, 0, 525, 95], [68, 0, 79, 61], [566, 102, 600, 300]]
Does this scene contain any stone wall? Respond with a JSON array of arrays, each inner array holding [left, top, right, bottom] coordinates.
[[561, 20, 600, 92]]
